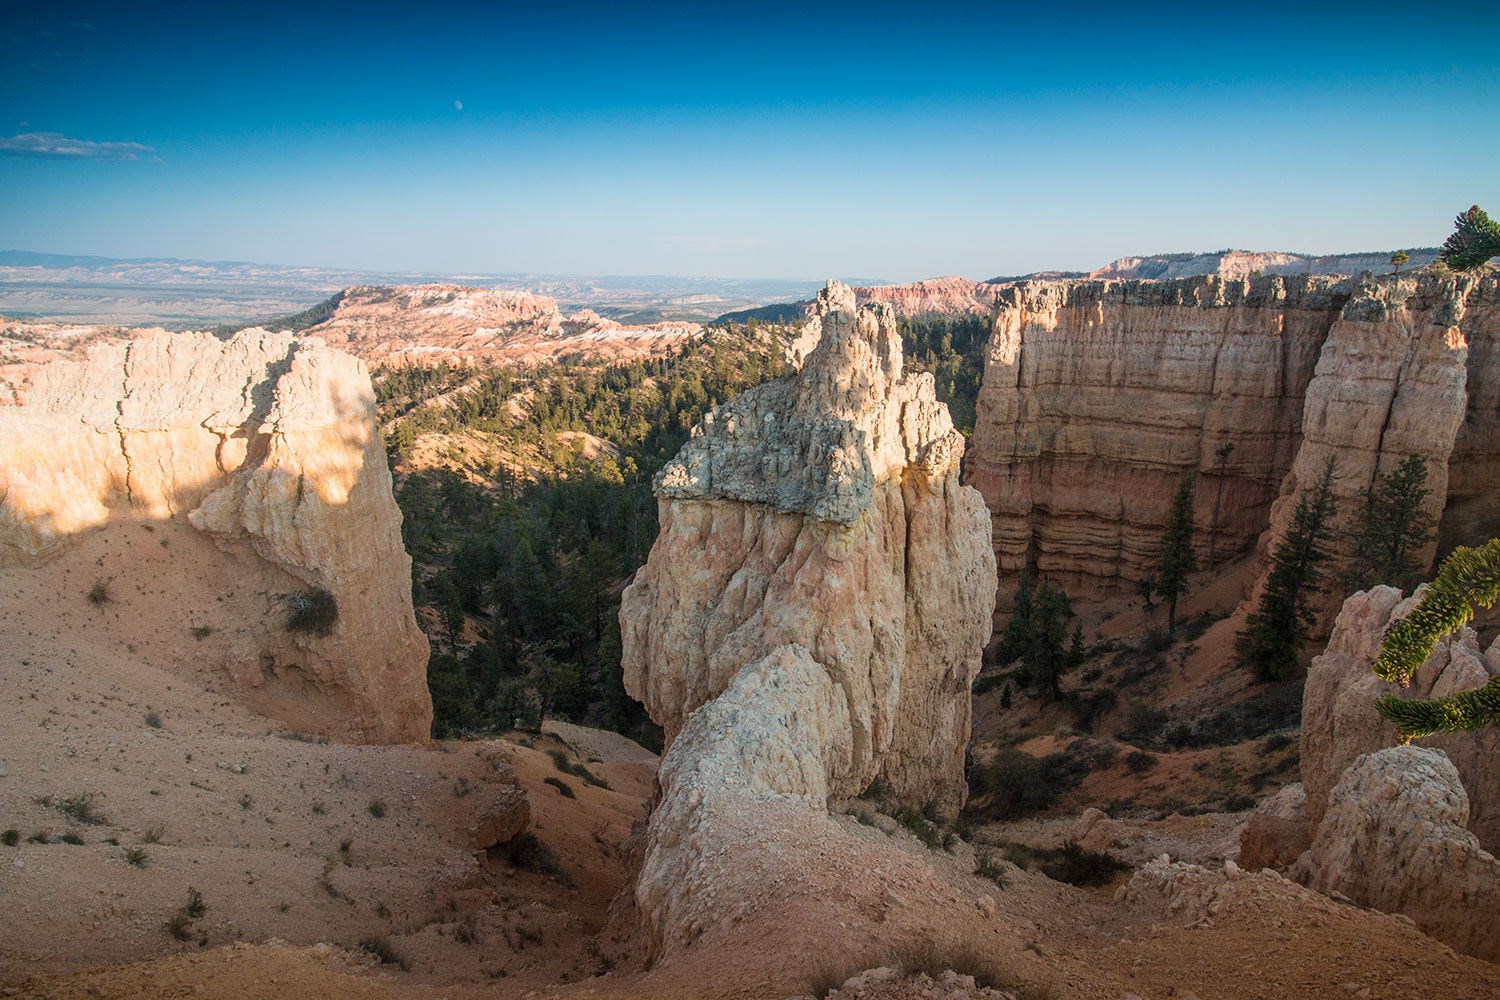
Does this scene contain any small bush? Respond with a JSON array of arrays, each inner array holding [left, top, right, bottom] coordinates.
[[974, 848, 1010, 888], [455, 914, 479, 945], [1, 829, 18, 847], [165, 888, 207, 941], [124, 847, 149, 868], [144, 711, 162, 729], [367, 798, 387, 818], [44, 793, 108, 826], [284, 588, 339, 637], [190, 626, 215, 640], [357, 934, 409, 970], [27, 831, 50, 844], [543, 776, 576, 799], [238, 794, 252, 810], [59, 831, 85, 845], [497, 832, 571, 886], [1040, 841, 1126, 887], [87, 580, 110, 605], [546, 748, 612, 789], [1125, 750, 1157, 774]]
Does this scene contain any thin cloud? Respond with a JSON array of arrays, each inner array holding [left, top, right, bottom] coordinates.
[[0, 131, 155, 161]]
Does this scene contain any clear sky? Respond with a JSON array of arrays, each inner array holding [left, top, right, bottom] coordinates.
[[2, 1, 1497, 281]]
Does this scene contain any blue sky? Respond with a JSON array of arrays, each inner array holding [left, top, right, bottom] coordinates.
[[2, 2, 1497, 281]]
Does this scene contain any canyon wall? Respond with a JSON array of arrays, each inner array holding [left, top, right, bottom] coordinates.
[[0, 329, 432, 743], [619, 281, 995, 957], [967, 271, 1500, 612]]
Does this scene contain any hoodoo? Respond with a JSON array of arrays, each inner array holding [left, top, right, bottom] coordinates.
[[618, 280, 996, 958]]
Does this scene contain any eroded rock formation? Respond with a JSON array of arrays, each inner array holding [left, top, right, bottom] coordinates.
[[966, 272, 1500, 615], [0, 329, 432, 742], [1298, 746, 1500, 963], [1300, 585, 1500, 853], [619, 280, 996, 958]]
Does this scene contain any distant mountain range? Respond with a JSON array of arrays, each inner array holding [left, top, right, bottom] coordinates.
[[0, 251, 849, 329], [0, 247, 1441, 330]]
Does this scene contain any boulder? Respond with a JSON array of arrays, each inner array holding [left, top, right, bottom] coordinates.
[[1235, 783, 1309, 871], [1298, 746, 1500, 963]]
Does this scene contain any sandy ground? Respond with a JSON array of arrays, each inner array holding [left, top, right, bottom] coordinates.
[[6, 534, 1500, 999]]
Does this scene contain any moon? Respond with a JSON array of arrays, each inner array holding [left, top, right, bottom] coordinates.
[[454, 100, 463, 111]]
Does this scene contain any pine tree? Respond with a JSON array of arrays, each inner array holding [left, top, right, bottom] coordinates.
[[1236, 460, 1338, 682], [1155, 472, 1198, 634], [1371, 538, 1500, 737], [1342, 454, 1435, 591], [1207, 441, 1235, 566], [995, 571, 1034, 666], [1440, 205, 1500, 272], [1026, 582, 1077, 701], [1389, 250, 1409, 274]]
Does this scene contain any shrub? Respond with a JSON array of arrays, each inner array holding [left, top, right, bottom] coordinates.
[[43, 793, 107, 826], [357, 934, 409, 970], [284, 588, 339, 636], [165, 888, 207, 940], [144, 711, 162, 728], [124, 846, 149, 867], [87, 580, 110, 605], [0, 829, 18, 847], [1040, 841, 1127, 887], [367, 798, 387, 818], [546, 748, 612, 789], [974, 848, 1010, 888], [59, 831, 85, 845], [543, 776, 576, 799], [497, 832, 571, 885]]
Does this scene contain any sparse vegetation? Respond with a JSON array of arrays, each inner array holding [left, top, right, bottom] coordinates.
[[144, 710, 162, 728], [142, 825, 165, 844], [284, 588, 339, 636], [0, 829, 18, 847], [124, 846, 148, 867], [357, 934, 410, 970], [41, 793, 108, 826], [367, 798, 387, 818], [87, 580, 110, 605], [974, 848, 1010, 888], [543, 776, 576, 799], [496, 832, 571, 885], [164, 888, 207, 941], [546, 748, 612, 789]]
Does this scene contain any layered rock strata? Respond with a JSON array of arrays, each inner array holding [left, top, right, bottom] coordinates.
[[1300, 585, 1500, 853], [0, 330, 432, 742], [619, 281, 996, 957], [967, 272, 1500, 614]]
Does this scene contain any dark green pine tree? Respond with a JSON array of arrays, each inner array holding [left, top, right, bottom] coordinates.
[[1026, 581, 1077, 701], [1440, 205, 1500, 272], [1236, 460, 1338, 682], [1373, 538, 1500, 737], [1155, 472, 1198, 634], [1343, 454, 1435, 592], [994, 571, 1034, 666]]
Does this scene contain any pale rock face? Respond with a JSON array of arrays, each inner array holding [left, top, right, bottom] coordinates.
[[1235, 782, 1309, 871], [967, 274, 1344, 605], [965, 271, 1500, 622], [1298, 746, 1500, 963], [0, 330, 432, 743], [1300, 586, 1500, 853], [1254, 274, 1485, 630], [620, 282, 996, 959]]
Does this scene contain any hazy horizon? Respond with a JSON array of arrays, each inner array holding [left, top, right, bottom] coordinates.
[[3, 2, 1497, 282]]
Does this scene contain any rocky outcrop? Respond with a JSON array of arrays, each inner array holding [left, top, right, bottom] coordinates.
[[619, 281, 996, 958], [1235, 783, 1310, 871], [0, 329, 432, 743], [968, 274, 1347, 602], [1300, 585, 1500, 853], [966, 271, 1500, 612], [1088, 249, 1438, 281], [294, 284, 699, 366], [1298, 746, 1500, 963]]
